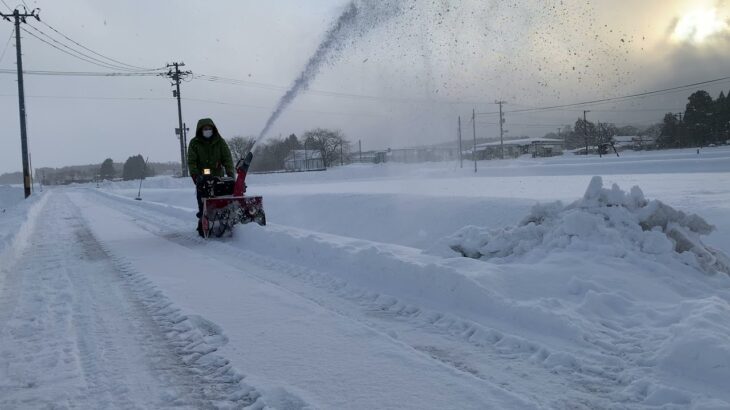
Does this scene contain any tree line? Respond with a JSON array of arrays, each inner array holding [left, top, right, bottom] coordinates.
[[228, 128, 350, 172], [540, 89, 730, 151], [657, 90, 730, 148], [35, 156, 168, 185]]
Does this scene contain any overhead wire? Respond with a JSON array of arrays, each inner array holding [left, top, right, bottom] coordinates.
[[35, 19, 162, 71], [0, 68, 162, 76], [193, 73, 493, 106], [21, 23, 159, 72], [477, 75, 730, 116], [0, 30, 12, 65], [19, 27, 148, 72]]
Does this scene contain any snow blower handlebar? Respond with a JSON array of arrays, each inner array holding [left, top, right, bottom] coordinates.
[[233, 151, 253, 197]]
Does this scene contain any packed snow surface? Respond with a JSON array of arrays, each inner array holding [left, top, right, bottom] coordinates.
[[2, 147, 730, 408], [0, 185, 23, 210]]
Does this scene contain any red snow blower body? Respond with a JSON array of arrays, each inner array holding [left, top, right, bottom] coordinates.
[[197, 152, 266, 238]]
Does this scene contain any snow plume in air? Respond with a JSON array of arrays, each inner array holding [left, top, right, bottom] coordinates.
[[258, 0, 403, 141], [442, 176, 730, 275]]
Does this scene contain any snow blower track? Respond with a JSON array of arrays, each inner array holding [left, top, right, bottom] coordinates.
[[0, 191, 264, 409]]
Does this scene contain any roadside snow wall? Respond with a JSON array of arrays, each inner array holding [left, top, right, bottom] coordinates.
[[445, 176, 730, 275]]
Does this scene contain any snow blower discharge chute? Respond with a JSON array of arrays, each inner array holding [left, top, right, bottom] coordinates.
[[197, 152, 266, 238]]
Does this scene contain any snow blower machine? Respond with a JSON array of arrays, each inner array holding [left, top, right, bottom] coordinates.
[[197, 152, 266, 238]]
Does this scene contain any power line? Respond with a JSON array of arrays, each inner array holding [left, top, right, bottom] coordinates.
[[0, 92, 386, 118], [24, 22, 146, 72], [19, 26, 138, 71], [477, 122, 568, 127], [194, 73, 491, 106], [20, 25, 156, 72], [477, 75, 730, 116], [0, 93, 169, 101], [0, 30, 11, 64], [35, 19, 160, 71], [184, 96, 385, 117], [0, 68, 162, 76]]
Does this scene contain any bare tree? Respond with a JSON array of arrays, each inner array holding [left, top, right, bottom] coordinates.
[[302, 128, 349, 168], [228, 136, 256, 163]]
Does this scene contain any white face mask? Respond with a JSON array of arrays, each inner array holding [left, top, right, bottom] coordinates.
[[202, 129, 214, 138]]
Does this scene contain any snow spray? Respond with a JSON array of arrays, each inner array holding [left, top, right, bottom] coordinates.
[[256, 0, 403, 142]]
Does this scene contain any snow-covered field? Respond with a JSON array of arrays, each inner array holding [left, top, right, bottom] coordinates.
[[2, 147, 730, 409]]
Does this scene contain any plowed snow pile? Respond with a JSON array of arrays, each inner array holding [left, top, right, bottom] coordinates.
[[444, 176, 730, 274]]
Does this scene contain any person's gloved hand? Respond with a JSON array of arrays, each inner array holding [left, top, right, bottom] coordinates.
[[192, 174, 202, 186]]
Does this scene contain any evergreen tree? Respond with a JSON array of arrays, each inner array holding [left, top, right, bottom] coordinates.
[[684, 90, 714, 147], [99, 158, 115, 180], [122, 155, 147, 180], [659, 113, 680, 148], [714, 91, 728, 142]]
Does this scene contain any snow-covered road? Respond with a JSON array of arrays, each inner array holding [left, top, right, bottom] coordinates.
[[0, 191, 262, 409]]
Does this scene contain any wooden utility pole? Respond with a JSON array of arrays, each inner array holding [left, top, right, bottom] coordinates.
[[458, 116, 463, 168], [496, 101, 506, 159], [597, 121, 603, 158], [675, 112, 683, 148], [1, 8, 40, 198], [181, 122, 189, 170], [472, 109, 477, 173], [583, 110, 590, 155], [166, 62, 192, 177]]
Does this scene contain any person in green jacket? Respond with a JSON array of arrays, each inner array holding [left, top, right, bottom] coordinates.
[[187, 118, 234, 235]]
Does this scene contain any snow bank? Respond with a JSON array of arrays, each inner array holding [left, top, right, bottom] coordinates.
[[441, 176, 730, 275], [0, 192, 46, 266]]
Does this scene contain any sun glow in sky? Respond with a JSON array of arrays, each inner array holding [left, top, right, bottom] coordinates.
[[672, 7, 729, 44]]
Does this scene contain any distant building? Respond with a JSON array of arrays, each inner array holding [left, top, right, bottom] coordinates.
[[350, 150, 388, 164], [612, 135, 657, 151], [284, 150, 325, 171], [471, 138, 564, 159], [387, 147, 459, 163]]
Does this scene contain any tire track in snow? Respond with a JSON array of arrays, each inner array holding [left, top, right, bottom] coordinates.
[[82, 188, 643, 408], [0, 191, 265, 409]]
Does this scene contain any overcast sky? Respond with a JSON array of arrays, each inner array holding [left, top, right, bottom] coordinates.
[[2, 0, 730, 174]]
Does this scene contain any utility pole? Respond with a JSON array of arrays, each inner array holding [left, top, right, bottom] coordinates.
[[2, 8, 40, 198], [496, 101, 506, 159], [458, 116, 463, 168], [165, 62, 192, 177], [675, 112, 683, 148], [304, 139, 308, 171], [359, 139, 362, 162], [180, 123, 190, 169], [583, 110, 590, 155], [29, 152, 33, 193], [472, 109, 477, 173]]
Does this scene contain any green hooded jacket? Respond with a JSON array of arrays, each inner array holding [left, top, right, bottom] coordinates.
[[187, 118, 234, 178]]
